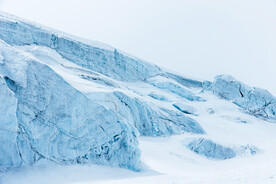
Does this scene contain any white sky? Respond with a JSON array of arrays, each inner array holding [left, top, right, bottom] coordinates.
[[0, 0, 275, 95]]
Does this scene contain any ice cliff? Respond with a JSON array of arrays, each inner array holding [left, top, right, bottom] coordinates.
[[209, 75, 276, 121], [0, 13, 160, 82], [0, 12, 275, 171], [0, 12, 205, 171], [0, 41, 140, 171]]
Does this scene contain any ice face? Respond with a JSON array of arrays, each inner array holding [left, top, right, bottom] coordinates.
[[0, 15, 161, 82], [166, 72, 203, 88], [0, 41, 140, 171], [112, 91, 205, 136], [211, 75, 252, 100], [211, 75, 276, 121], [147, 76, 205, 102], [172, 103, 198, 116], [0, 76, 21, 170], [148, 92, 170, 102]]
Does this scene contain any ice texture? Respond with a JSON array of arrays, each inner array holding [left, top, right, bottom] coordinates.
[[166, 72, 203, 88], [0, 76, 21, 169], [0, 15, 206, 170], [84, 88, 205, 136], [186, 138, 258, 160], [172, 103, 198, 115], [148, 92, 170, 102], [0, 14, 161, 82], [0, 41, 140, 171], [148, 76, 205, 101], [112, 91, 205, 136], [211, 75, 276, 120]]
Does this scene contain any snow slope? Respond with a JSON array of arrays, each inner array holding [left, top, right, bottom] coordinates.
[[1, 92, 276, 184], [1, 12, 276, 183]]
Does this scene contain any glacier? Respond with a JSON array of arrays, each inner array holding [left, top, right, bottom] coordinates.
[[0, 12, 206, 171], [0, 12, 275, 172]]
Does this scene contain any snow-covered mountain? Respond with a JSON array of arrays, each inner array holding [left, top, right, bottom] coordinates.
[[1, 12, 276, 183]]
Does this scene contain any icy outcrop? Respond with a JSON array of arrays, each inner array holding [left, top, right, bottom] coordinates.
[[173, 103, 198, 115], [166, 72, 203, 88], [14, 43, 205, 137], [85, 91, 205, 136], [148, 76, 205, 101], [148, 92, 170, 102], [79, 74, 119, 88], [0, 13, 161, 82], [0, 76, 21, 169], [211, 75, 276, 120], [113, 92, 205, 136], [186, 138, 258, 160], [211, 75, 251, 100], [0, 41, 140, 171]]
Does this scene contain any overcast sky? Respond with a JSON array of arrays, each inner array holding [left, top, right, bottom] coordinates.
[[0, 0, 275, 95]]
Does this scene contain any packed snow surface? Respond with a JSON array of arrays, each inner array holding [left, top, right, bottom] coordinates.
[[1, 12, 276, 184]]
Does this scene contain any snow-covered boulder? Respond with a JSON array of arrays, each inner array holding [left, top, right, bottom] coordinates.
[[0, 40, 140, 171], [210, 75, 276, 121], [186, 138, 259, 160]]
